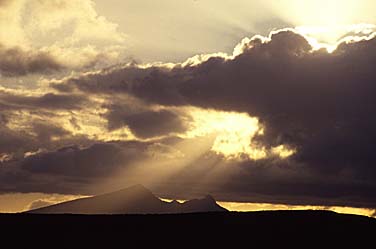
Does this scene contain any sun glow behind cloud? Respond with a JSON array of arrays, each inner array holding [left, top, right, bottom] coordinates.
[[183, 108, 295, 160], [232, 25, 376, 55], [268, 0, 375, 28], [295, 23, 376, 52], [184, 109, 264, 160]]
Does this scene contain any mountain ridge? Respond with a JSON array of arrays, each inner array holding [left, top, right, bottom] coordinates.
[[27, 184, 227, 214]]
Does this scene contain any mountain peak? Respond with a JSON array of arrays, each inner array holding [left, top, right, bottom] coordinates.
[[170, 200, 180, 204], [204, 195, 216, 202], [28, 185, 228, 214], [178, 195, 227, 213], [118, 184, 150, 193]]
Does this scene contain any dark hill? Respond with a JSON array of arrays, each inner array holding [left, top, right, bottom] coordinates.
[[0, 211, 375, 248], [13, 185, 376, 247], [27, 184, 227, 214]]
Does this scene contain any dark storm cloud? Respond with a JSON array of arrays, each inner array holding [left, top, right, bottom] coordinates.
[[0, 126, 30, 154], [0, 140, 180, 194], [46, 30, 376, 207], [57, 31, 376, 177], [0, 44, 64, 76], [107, 108, 188, 139], [21, 143, 141, 177], [0, 121, 87, 156], [224, 161, 376, 207], [52, 65, 186, 105], [145, 150, 376, 208], [0, 92, 86, 110]]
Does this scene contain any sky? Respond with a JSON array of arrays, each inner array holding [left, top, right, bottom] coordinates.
[[1, 0, 376, 216]]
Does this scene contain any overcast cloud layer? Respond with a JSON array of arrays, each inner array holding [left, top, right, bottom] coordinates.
[[1, 1, 376, 209]]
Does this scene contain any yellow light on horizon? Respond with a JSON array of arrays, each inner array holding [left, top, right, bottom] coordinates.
[[218, 201, 376, 218], [0, 193, 88, 213], [295, 24, 376, 52], [161, 198, 375, 218]]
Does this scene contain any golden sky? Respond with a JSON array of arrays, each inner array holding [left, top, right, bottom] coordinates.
[[94, 0, 376, 61], [2, 0, 376, 65]]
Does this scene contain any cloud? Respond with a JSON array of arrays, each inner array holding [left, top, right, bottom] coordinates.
[[0, 85, 138, 158], [28, 199, 54, 210], [1, 28, 376, 209], [0, 44, 64, 76], [0, 140, 186, 194], [0, 91, 86, 110], [0, 0, 27, 48], [0, 120, 80, 157], [108, 109, 188, 139], [54, 30, 376, 176], [35, 29, 376, 206], [0, 88, 93, 155], [21, 143, 138, 177], [26, 194, 87, 211], [0, 0, 127, 76]]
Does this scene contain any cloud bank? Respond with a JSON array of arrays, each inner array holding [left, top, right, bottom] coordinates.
[[1, 27, 376, 208]]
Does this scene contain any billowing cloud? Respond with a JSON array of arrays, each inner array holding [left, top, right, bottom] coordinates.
[[54, 30, 376, 176], [108, 109, 188, 139], [0, 140, 186, 194], [0, 91, 86, 110], [0, 44, 64, 76], [0, 0, 127, 77], [22, 143, 137, 177]]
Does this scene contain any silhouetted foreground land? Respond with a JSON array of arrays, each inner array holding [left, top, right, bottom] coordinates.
[[1, 211, 375, 248]]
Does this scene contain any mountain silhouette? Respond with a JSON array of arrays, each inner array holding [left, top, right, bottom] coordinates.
[[27, 184, 227, 214]]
